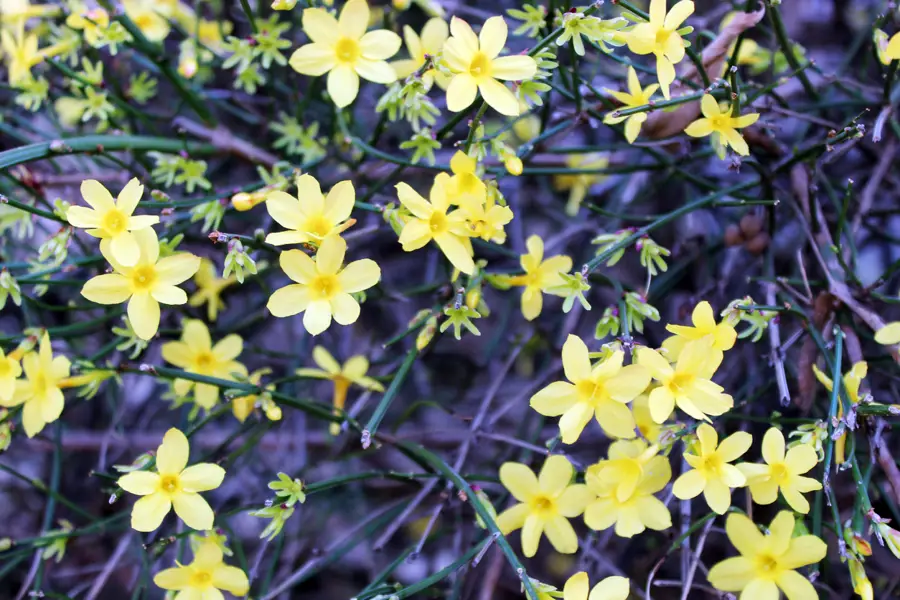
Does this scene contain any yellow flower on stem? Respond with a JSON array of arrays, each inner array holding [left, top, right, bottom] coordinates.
[[66, 178, 160, 267], [811, 360, 866, 465], [561, 572, 630, 600], [118, 428, 225, 532], [584, 440, 672, 537], [445, 150, 486, 203], [495, 454, 593, 557], [232, 368, 280, 423], [552, 153, 608, 216], [684, 94, 759, 157], [395, 176, 475, 275], [267, 235, 381, 335], [603, 66, 658, 143], [875, 321, 900, 345], [508, 235, 572, 320], [124, 0, 171, 42], [672, 423, 751, 514], [0, 345, 23, 402], [530, 334, 650, 443], [288, 0, 401, 108], [265, 174, 355, 247], [0, 333, 69, 438], [885, 32, 900, 63], [636, 340, 733, 423], [80, 228, 200, 340], [296, 346, 384, 435], [1, 22, 40, 84], [391, 17, 449, 90], [632, 392, 662, 442], [161, 319, 248, 410], [708, 511, 827, 599], [662, 300, 736, 361], [738, 427, 822, 514], [188, 259, 236, 322], [66, 7, 110, 46], [458, 191, 514, 244], [154, 540, 249, 599], [442, 16, 537, 116], [625, 0, 693, 99]]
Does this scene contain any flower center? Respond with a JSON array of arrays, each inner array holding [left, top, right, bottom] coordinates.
[[335, 37, 361, 64], [194, 351, 216, 372], [159, 474, 180, 494], [702, 453, 723, 474], [754, 553, 779, 576], [428, 211, 448, 234], [575, 379, 603, 404], [0, 360, 10, 378], [468, 51, 491, 78], [669, 373, 695, 394], [130, 265, 157, 291], [101, 209, 127, 235], [32, 372, 48, 396], [303, 214, 332, 239], [655, 28, 671, 46], [770, 463, 789, 483], [309, 273, 340, 300], [189, 569, 213, 587], [530, 494, 556, 516]]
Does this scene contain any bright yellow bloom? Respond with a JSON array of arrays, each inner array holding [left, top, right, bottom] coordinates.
[[446, 150, 486, 203], [197, 19, 232, 53], [124, 0, 171, 42], [636, 340, 733, 423], [161, 320, 248, 410], [553, 153, 608, 216], [625, 0, 693, 99], [811, 360, 866, 464], [508, 235, 572, 321], [560, 572, 630, 600], [0, 333, 69, 438], [288, 0, 401, 108], [267, 235, 381, 335], [66, 7, 110, 46], [632, 392, 662, 442], [603, 67, 658, 143], [672, 423, 751, 514], [232, 368, 281, 423], [886, 32, 900, 63], [265, 174, 355, 246], [395, 176, 475, 275], [530, 334, 649, 443], [118, 428, 225, 532], [0, 345, 22, 402], [875, 321, 900, 345], [66, 178, 160, 267], [496, 455, 593, 557], [458, 191, 514, 244], [708, 511, 826, 599], [662, 300, 736, 361], [154, 540, 249, 599], [584, 440, 672, 537], [188, 259, 236, 322], [1, 22, 40, 84], [296, 346, 384, 434], [392, 17, 449, 90], [684, 94, 759, 157], [442, 16, 537, 116], [81, 228, 200, 340], [738, 427, 822, 514]]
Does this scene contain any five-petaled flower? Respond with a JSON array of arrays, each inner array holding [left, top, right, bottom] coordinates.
[[508, 235, 572, 320], [672, 423, 751, 514], [154, 540, 249, 599], [738, 427, 822, 514], [496, 455, 593, 557], [188, 259, 236, 322], [811, 360, 867, 464], [265, 174, 355, 247], [559, 572, 630, 600], [603, 66, 659, 143], [118, 428, 226, 532], [625, 0, 694, 99], [662, 300, 737, 361], [1, 333, 70, 438], [288, 0, 402, 108], [684, 94, 760, 157]]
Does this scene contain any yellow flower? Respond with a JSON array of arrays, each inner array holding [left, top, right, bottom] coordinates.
[[632, 392, 662, 442], [662, 300, 736, 361], [265, 174, 355, 246], [446, 150, 486, 203], [457, 191, 514, 244], [708, 511, 826, 599], [508, 235, 572, 321], [603, 66, 658, 143], [530, 334, 650, 443], [391, 17, 449, 90], [875, 321, 900, 345], [66, 178, 160, 267], [553, 153, 608, 216], [625, 0, 693, 99], [81, 228, 200, 340], [197, 19, 232, 53], [188, 259, 236, 322], [684, 94, 759, 157], [118, 429, 225, 532], [584, 439, 672, 537], [124, 0, 171, 42], [267, 235, 381, 335], [635, 340, 733, 423], [811, 360, 866, 465], [0, 345, 22, 402], [672, 423, 751, 514], [154, 540, 249, 599], [232, 368, 280, 423], [561, 572, 630, 600], [1, 22, 40, 84], [288, 0, 401, 108], [738, 427, 822, 514], [161, 320, 248, 410], [66, 7, 110, 46], [886, 31, 900, 63], [395, 176, 475, 275], [0, 333, 69, 438], [496, 455, 593, 557], [442, 16, 537, 116], [296, 346, 384, 434]]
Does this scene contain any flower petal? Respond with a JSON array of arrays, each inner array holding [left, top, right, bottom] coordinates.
[[672, 469, 704, 500], [327, 64, 360, 108], [267, 284, 310, 318], [338, 0, 368, 38], [496, 502, 529, 533], [118, 471, 160, 496], [151, 284, 187, 305], [172, 491, 215, 530], [330, 293, 361, 325], [131, 492, 172, 532], [490, 55, 536, 81], [761, 427, 785, 465], [81, 179, 115, 211], [66, 205, 100, 228], [478, 77, 519, 116], [153, 566, 191, 590], [211, 564, 250, 596], [544, 515, 578, 554], [446, 73, 478, 112], [355, 58, 397, 83], [530, 381, 577, 416], [116, 177, 144, 215], [304, 300, 333, 335], [725, 512, 763, 557], [179, 463, 226, 492], [706, 556, 755, 592], [478, 16, 507, 59], [128, 292, 160, 340], [82, 274, 131, 305], [280, 249, 317, 284], [338, 259, 380, 293], [156, 254, 201, 285], [302, 8, 339, 45], [538, 454, 574, 494], [360, 30, 402, 60]]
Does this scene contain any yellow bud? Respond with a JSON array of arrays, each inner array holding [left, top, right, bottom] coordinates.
[[271, 0, 298, 9], [504, 156, 523, 176], [416, 316, 438, 351], [231, 191, 267, 211], [465, 289, 480, 311], [393, 0, 411, 9]]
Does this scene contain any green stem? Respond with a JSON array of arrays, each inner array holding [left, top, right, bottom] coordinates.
[[362, 346, 417, 446]]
